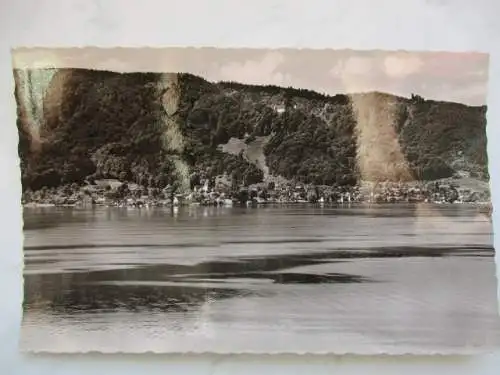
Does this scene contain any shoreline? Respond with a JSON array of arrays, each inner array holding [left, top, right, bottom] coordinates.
[[21, 176, 492, 212], [22, 199, 492, 209]]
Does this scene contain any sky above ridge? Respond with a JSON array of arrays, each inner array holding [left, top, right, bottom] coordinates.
[[12, 47, 489, 106]]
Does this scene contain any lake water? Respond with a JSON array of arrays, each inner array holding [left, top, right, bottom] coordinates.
[[20, 204, 500, 354]]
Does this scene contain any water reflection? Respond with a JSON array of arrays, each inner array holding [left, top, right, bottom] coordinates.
[[21, 204, 499, 354], [24, 238, 493, 316]]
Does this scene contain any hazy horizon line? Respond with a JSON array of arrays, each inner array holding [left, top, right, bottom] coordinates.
[[12, 65, 486, 107], [11, 47, 489, 106]]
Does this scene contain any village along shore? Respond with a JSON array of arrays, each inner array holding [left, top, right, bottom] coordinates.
[[22, 174, 492, 213]]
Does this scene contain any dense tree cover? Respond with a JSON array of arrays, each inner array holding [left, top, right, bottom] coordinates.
[[263, 107, 358, 185], [399, 99, 489, 180], [15, 68, 489, 193], [16, 69, 167, 190], [178, 77, 359, 186], [16, 69, 264, 192]]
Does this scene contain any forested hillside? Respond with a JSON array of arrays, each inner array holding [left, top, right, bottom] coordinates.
[[14, 68, 489, 193]]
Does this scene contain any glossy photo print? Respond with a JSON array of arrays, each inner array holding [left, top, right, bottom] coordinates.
[[14, 47, 500, 354]]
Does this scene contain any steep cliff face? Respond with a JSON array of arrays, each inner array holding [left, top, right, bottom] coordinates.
[[14, 68, 489, 192]]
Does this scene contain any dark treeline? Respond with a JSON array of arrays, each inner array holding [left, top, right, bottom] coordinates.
[[217, 80, 350, 105]]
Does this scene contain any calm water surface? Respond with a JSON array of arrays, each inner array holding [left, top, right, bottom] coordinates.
[[20, 204, 500, 354]]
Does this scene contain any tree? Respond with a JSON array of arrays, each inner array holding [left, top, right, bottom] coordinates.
[[116, 182, 130, 198]]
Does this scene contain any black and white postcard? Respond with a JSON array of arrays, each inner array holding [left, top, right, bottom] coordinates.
[[14, 47, 500, 354]]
